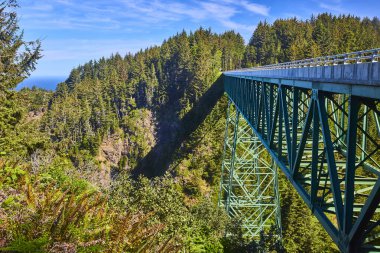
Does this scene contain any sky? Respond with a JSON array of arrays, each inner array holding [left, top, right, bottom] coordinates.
[[17, 0, 380, 78]]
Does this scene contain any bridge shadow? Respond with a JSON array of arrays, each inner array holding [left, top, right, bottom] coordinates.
[[133, 75, 224, 178]]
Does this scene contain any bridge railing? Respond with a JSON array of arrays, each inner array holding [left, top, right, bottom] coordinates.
[[231, 48, 380, 72]]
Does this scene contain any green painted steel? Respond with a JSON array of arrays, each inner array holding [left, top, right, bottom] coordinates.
[[222, 73, 380, 252], [218, 100, 282, 239]]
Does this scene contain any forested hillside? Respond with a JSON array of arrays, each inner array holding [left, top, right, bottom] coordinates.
[[244, 14, 380, 66], [1, 2, 380, 251]]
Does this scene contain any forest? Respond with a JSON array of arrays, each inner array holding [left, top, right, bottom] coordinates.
[[1, 0, 380, 252]]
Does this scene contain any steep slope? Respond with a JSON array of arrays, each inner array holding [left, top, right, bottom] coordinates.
[[3, 13, 380, 251]]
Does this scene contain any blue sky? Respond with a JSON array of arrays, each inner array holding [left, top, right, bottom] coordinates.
[[18, 0, 380, 78]]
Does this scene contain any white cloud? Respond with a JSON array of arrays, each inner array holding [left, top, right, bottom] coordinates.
[[198, 2, 255, 31], [18, 0, 267, 75], [239, 0, 270, 16], [200, 2, 237, 18], [319, 2, 344, 12], [153, 1, 207, 20], [20, 0, 265, 32], [314, 0, 345, 13], [220, 20, 255, 32], [217, 0, 270, 16], [28, 3, 54, 11]]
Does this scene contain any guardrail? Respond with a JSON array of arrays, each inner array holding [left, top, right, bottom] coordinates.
[[232, 48, 380, 72]]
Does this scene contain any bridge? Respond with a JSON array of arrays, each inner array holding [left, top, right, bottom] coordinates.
[[218, 48, 380, 252]]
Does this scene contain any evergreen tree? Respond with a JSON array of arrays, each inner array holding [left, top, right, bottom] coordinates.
[[249, 21, 278, 65], [1, 6, 379, 251], [0, 0, 41, 92], [0, 0, 41, 154]]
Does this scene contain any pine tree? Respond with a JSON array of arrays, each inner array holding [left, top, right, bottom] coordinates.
[[249, 21, 278, 65], [0, 0, 41, 92], [0, 0, 41, 154], [242, 45, 256, 68]]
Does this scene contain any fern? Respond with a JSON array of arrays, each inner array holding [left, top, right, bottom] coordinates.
[[0, 235, 49, 253]]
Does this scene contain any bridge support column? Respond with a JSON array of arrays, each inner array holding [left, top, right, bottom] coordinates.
[[218, 99, 282, 240]]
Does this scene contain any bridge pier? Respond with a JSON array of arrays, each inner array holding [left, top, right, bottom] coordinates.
[[218, 99, 282, 240]]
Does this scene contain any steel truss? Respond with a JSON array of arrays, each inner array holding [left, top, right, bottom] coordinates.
[[224, 75, 380, 252], [218, 100, 282, 240]]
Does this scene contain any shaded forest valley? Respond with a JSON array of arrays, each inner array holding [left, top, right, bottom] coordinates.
[[1, 2, 380, 251]]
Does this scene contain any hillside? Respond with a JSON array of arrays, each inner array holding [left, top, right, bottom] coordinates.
[[1, 9, 380, 252]]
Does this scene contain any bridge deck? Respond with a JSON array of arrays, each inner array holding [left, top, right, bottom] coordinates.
[[225, 48, 380, 99]]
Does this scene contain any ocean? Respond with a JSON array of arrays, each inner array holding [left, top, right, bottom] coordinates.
[[16, 76, 67, 91]]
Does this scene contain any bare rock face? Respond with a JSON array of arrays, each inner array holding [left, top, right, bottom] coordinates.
[[96, 108, 157, 182], [96, 134, 123, 185], [133, 109, 156, 158], [99, 134, 124, 168], [25, 109, 45, 123], [143, 110, 156, 149]]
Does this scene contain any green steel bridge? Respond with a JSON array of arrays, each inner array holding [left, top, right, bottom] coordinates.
[[218, 48, 380, 252]]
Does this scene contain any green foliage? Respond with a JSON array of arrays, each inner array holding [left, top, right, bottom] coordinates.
[[1, 235, 49, 253], [1, 2, 378, 252], [0, 161, 187, 252], [279, 177, 338, 252], [111, 173, 231, 252], [0, 0, 42, 157], [244, 14, 380, 66], [0, 0, 41, 92]]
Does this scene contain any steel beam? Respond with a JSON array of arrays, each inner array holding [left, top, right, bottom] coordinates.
[[223, 72, 380, 252], [218, 101, 282, 240]]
